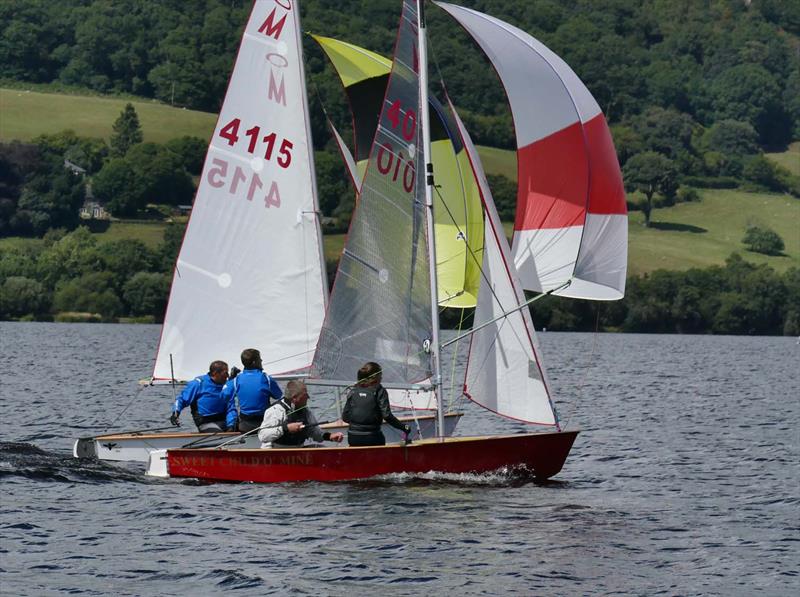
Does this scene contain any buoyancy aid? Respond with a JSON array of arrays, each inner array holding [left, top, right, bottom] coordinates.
[[275, 400, 311, 446], [343, 385, 383, 433], [188, 375, 227, 427]]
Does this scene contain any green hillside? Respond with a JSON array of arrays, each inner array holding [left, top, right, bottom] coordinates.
[[2, 88, 798, 277], [0, 88, 216, 143]]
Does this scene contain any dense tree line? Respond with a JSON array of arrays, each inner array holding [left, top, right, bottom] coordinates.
[[1, 225, 797, 336], [2, 0, 798, 146], [0, 104, 203, 233], [0, 225, 179, 321], [0, 138, 87, 236]]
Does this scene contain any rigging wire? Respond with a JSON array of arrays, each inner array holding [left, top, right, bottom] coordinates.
[[102, 383, 148, 432]]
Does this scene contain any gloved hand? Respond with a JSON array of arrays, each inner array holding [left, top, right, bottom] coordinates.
[[403, 424, 412, 444], [169, 411, 180, 426], [230, 366, 241, 379]]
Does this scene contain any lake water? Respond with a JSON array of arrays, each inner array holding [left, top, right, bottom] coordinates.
[[0, 322, 797, 596]]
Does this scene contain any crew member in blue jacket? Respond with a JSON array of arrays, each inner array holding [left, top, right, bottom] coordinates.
[[224, 348, 283, 432], [169, 360, 230, 432]]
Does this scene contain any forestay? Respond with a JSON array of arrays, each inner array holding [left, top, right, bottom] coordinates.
[[451, 105, 558, 426], [312, 0, 433, 390], [437, 2, 628, 301], [153, 2, 327, 382]]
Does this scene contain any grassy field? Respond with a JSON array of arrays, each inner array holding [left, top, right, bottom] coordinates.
[[475, 145, 517, 180], [92, 221, 172, 247], [766, 141, 800, 176], [0, 88, 216, 143], [1, 87, 517, 174], [627, 189, 799, 275]]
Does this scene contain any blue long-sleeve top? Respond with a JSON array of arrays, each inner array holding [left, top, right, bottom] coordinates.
[[223, 368, 283, 428], [172, 374, 227, 417]]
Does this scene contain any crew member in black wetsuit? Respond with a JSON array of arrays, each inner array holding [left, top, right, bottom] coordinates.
[[342, 362, 411, 447], [258, 380, 344, 448]]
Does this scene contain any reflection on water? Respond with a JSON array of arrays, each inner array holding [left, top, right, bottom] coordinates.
[[0, 322, 797, 595]]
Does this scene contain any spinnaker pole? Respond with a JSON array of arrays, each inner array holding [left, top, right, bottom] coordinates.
[[417, 0, 444, 438]]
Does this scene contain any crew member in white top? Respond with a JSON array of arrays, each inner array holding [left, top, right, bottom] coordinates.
[[258, 380, 344, 448]]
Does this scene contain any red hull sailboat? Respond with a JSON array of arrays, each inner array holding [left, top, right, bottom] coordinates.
[[159, 431, 579, 483], [145, 0, 627, 483]]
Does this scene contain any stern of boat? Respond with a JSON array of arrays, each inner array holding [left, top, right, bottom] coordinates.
[[73, 437, 97, 459], [146, 449, 170, 478]]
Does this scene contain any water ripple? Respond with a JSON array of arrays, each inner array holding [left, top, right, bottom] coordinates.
[[0, 324, 797, 596]]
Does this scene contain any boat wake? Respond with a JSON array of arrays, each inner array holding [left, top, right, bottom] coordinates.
[[359, 465, 556, 487], [0, 441, 148, 484]]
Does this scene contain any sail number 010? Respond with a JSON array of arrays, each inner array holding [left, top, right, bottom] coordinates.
[[377, 99, 417, 193], [218, 117, 293, 168]]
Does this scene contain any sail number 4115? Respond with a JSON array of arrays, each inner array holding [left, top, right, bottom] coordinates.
[[218, 117, 293, 168]]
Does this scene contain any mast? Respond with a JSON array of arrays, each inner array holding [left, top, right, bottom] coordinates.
[[417, 0, 444, 437]]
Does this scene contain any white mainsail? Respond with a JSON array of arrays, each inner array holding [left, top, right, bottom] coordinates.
[[436, 2, 628, 301], [153, 2, 327, 381]]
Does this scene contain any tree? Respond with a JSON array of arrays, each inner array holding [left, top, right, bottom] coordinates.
[[622, 151, 678, 226], [16, 153, 85, 236], [783, 267, 800, 336], [314, 151, 351, 217], [741, 155, 794, 194], [35, 226, 101, 289], [122, 271, 170, 319], [165, 136, 207, 175], [110, 103, 143, 158], [0, 142, 37, 236], [125, 142, 194, 206], [633, 107, 696, 160], [52, 272, 122, 320], [34, 130, 108, 174], [92, 158, 144, 216], [742, 226, 784, 256], [158, 221, 185, 273], [710, 64, 790, 146], [0, 245, 40, 281], [0, 276, 50, 319], [97, 239, 155, 290], [700, 120, 759, 157]]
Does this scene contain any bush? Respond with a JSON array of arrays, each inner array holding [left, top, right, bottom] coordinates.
[[742, 226, 785, 256], [0, 276, 50, 319], [122, 272, 170, 319], [676, 186, 700, 203], [742, 155, 783, 192], [681, 175, 739, 189]]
